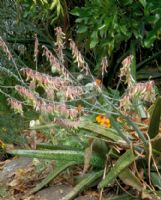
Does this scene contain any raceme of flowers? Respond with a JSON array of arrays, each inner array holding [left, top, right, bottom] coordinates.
[[69, 39, 89, 75], [21, 68, 83, 100], [120, 81, 156, 112], [42, 45, 69, 78], [14, 85, 79, 118], [119, 55, 135, 88], [55, 27, 65, 63]]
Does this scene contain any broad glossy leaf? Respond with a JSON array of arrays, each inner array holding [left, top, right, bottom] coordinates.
[[77, 25, 88, 33], [70, 8, 80, 16], [90, 31, 98, 48], [144, 31, 157, 48]]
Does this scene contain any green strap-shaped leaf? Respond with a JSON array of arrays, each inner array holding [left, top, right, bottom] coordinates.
[[9, 149, 104, 168], [98, 149, 136, 188], [148, 96, 161, 139], [119, 168, 143, 191], [36, 143, 83, 151], [29, 161, 77, 195], [63, 170, 103, 200], [31, 121, 123, 143], [123, 115, 147, 146], [79, 121, 124, 142]]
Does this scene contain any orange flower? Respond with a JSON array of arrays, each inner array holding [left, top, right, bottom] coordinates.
[[96, 115, 111, 128], [96, 114, 105, 123], [100, 119, 111, 128], [95, 79, 102, 86]]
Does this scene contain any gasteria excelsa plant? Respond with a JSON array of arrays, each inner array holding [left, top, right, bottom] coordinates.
[[1, 27, 161, 200]]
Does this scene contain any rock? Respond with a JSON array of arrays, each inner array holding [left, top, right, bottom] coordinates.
[[36, 185, 98, 200], [36, 185, 73, 200], [0, 157, 32, 183]]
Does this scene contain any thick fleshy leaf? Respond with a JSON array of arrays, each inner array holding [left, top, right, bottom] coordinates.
[[63, 170, 103, 200], [9, 149, 105, 168], [119, 168, 143, 191], [83, 140, 94, 174], [36, 143, 83, 151], [29, 161, 77, 194], [79, 121, 124, 143], [30, 121, 124, 143], [98, 150, 136, 188], [123, 115, 147, 146]]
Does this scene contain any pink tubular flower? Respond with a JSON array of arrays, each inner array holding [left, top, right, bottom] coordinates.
[[69, 39, 89, 75], [15, 85, 37, 107], [42, 45, 69, 78], [7, 98, 23, 115]]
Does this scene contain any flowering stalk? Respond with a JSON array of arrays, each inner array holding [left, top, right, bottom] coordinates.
[[42, 45, 69, 79], [55, 27, 65, 64], [34, 33, 39, 70], [101, 56, 108, 78], [69, 39, 89, 75], [120, 55, 135, 88], [0, 36, 24, 84], [15, 85, 37, 108]]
